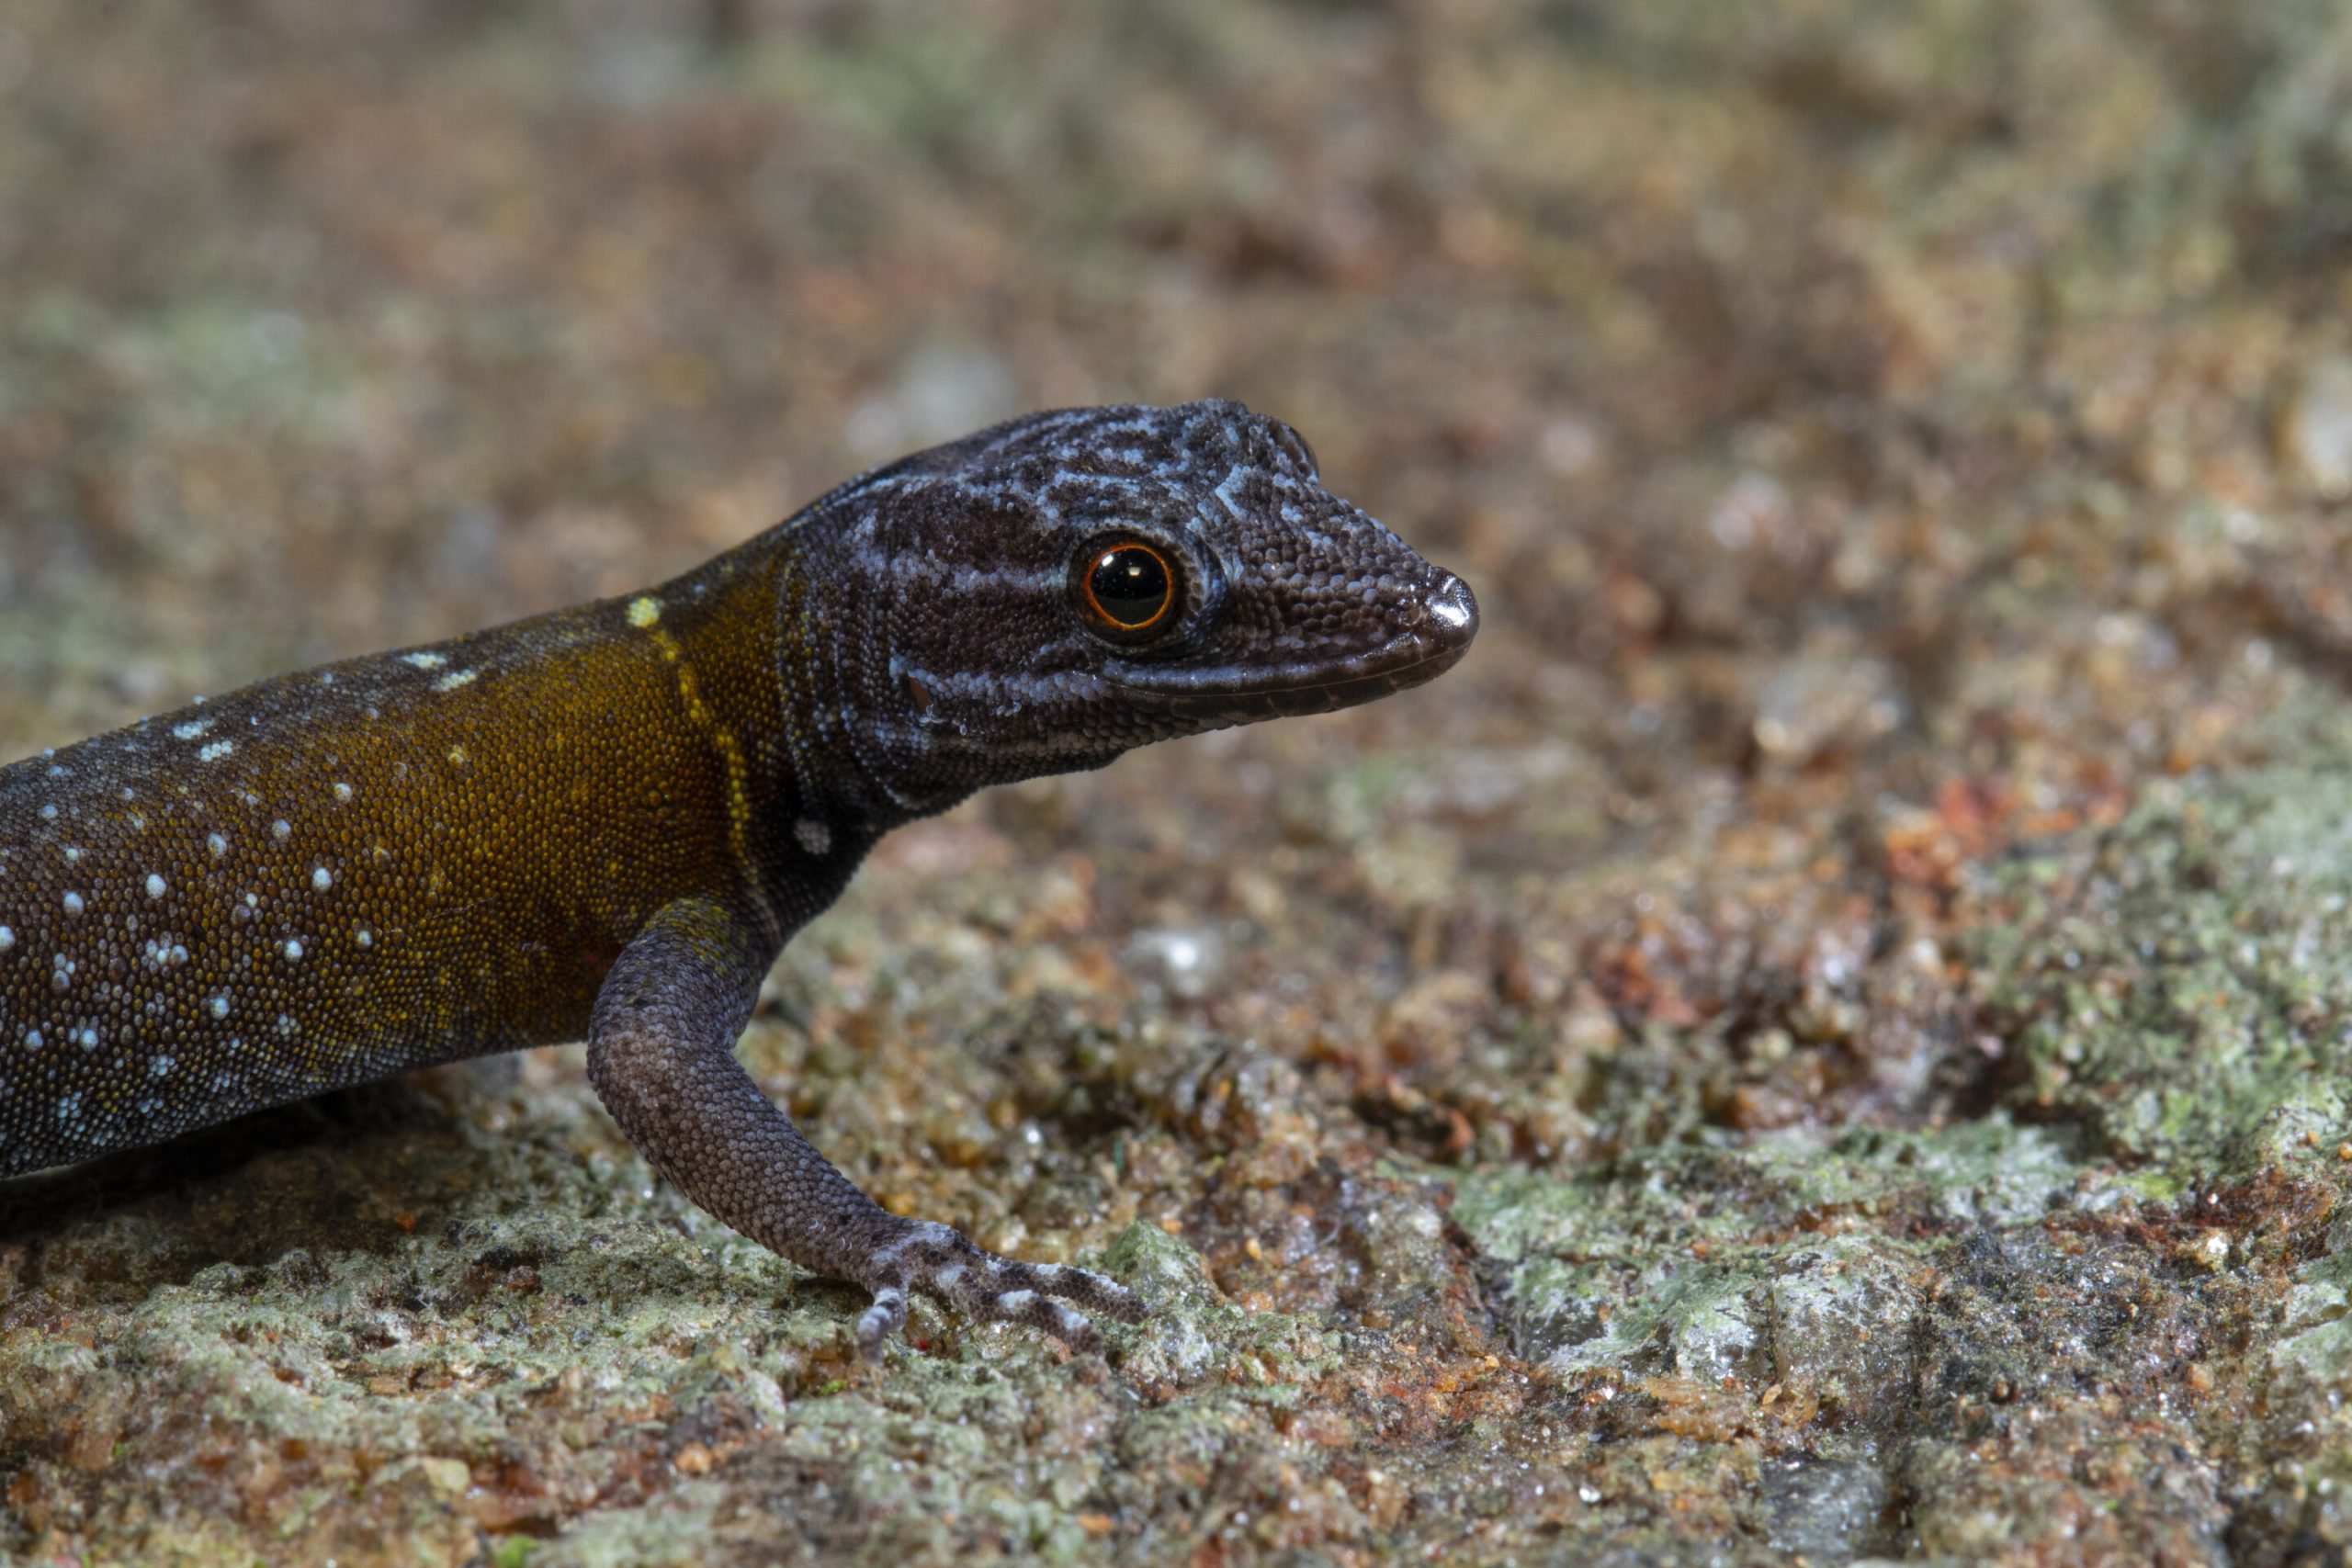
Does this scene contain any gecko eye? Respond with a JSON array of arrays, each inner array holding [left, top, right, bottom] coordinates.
[[1075, 539, 1179, 637]]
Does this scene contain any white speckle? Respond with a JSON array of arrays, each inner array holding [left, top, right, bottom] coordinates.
[[283, 940, 304, 961], [356, 929, 373, 948], [273, 819, 291, 840], [62, 846, 80, 863], [62, 891, 84, 917], [145, 874, 166, 900], [628, 596, 662, 628], [243, 893, 259, 908], [277, 1015, 298, 1036], [46, 765, 65, 780], [56, 1092, 80, 1122], [435, 669, 479, 692], [311, 866, 332, 891], [0, 927, 12, 953], [209, 995, 230, 1020], [152, 1055, 175, 1077], [332, 783, 353, 803], [795, 818, 832, 856], [40, 804, 56, 820], [23, 1031, 40, 1049], [208, 833, 229, 858], [447, 745, 468, 766], [198, 739, 235, 761], [401, 651, 447, 671], [74, 1028, 97, 1050], [172, 718, 214, 740]]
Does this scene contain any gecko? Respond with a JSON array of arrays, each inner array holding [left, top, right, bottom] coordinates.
[[0, 400, 1478, 1358]]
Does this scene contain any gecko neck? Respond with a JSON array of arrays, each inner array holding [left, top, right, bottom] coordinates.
[[643, 525, 896, 937]]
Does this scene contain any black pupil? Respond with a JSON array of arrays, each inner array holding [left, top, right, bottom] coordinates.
[[1090, 547, 1170, 626]]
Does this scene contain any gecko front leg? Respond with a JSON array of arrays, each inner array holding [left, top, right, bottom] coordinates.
[[582, 897, 1144, 1359]]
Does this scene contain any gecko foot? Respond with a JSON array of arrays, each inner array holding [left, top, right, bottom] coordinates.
[[852, 1219, 1146, 1361]]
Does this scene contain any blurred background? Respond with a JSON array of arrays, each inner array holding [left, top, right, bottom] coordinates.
[[11, 2, 2352, 1563]]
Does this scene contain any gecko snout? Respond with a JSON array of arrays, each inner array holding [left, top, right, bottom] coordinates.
[[1393, 569, 1478, 682], [1423, 570, 1478, 653]]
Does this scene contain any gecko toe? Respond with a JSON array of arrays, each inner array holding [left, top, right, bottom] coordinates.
[[861, 1219, 1144, 1355], [964, 1286, 1107, 1356], [856, 1284, 910, 1362], [1012, 1258, 1147, 1324], [933, 1247, 1143, 1352]]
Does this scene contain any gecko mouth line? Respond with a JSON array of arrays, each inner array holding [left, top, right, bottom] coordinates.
[[1107, 642, 1465, 715]]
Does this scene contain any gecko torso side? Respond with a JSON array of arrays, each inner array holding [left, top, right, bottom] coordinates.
[[0, 400, 1477, 1357]]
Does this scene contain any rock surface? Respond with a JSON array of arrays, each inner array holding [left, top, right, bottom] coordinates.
[[7, 2, 2352, 1562]]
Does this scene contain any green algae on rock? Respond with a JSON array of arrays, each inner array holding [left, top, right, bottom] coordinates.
[[1977, 737, 2352, 1179]]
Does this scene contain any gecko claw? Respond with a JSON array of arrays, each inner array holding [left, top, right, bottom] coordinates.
[[853, 1219, 1145, 1360]]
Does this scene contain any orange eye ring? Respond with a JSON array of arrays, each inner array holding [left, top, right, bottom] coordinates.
[[1077, 539, 1178, 635]]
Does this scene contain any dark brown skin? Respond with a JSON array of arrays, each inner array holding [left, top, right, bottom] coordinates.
[[0, 400, 1477, 1357]]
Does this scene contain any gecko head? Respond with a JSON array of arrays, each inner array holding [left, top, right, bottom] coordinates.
[[812, 398, 1477, 811]]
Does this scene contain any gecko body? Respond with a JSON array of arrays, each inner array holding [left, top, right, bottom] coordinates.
[[0, 400, 1476, 1355]]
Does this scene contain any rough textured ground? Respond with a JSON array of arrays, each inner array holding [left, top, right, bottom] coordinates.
[[8, 1, 2352, 1562]]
